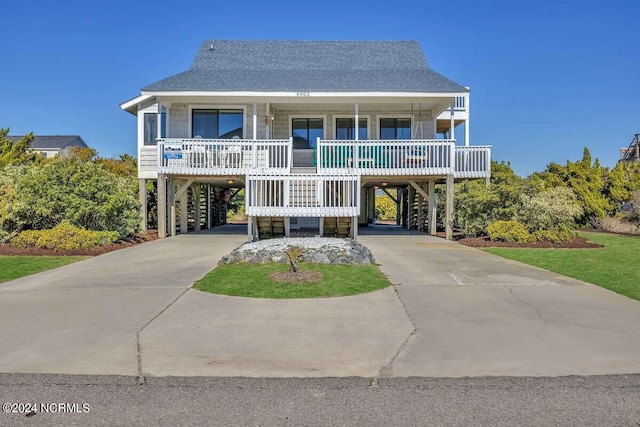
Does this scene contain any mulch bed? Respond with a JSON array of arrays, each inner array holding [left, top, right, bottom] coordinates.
[[459, 236, 603, 249], [270, 271, 323, 283], [0, 231, 159, 256]]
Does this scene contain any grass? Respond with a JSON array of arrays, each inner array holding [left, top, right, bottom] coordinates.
[[193, 262, 391, 299], [483, 232, 640, 301], [0, 256, 87, 284]]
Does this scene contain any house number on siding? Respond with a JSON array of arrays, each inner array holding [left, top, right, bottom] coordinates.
[[296, 91, 310, 97]]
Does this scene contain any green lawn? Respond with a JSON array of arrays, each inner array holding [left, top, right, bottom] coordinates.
[[193, 262, 391, 299], [0, 256, 87, 284], [483, 232, 640, 300]]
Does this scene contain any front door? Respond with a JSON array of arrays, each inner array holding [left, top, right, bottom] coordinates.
[[292, 118, 323, 167]]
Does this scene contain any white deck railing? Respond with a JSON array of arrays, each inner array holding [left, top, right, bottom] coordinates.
[[154, 137, 490, 179], [317, 139, 456, 176], [453, 96, 466, 110], [454, 146, 492, 178], [246, 174, 360, 217], [157, 138, 292, 175]]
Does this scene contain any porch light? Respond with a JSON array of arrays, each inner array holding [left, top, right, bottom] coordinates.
[[227, 179, 234, 185], [381, 182, 388, 187]]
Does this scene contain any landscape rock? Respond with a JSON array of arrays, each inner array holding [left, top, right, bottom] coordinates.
[[218, 237, 375, 266]]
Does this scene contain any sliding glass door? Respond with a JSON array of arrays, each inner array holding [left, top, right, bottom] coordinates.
[[292, 118, 323, 149]]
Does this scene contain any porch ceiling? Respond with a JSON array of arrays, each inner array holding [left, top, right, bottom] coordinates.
[[269, 100, 448, 113], [165, 175, 247, 188], [436, 119, 465, 133], [154, 95, 455, 115]]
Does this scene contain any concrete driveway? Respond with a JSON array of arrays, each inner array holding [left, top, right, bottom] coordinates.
[[359, 232, 640, 377], [1, 225, 640, 378], [0, 226, 247, 376]]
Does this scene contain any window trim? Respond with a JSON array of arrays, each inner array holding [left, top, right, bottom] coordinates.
[[288, 114, 327, 148], [143, 112, 167, 145], [137, 103, 169, 148], [188, 104, 247, 139], [377, 114, 413, 139], [333, 114, 371, 140]]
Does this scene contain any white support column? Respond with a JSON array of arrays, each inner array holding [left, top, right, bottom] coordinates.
[[139, 178, 147, 233], [319, 217, 324, 237], [206, 185, 211, 229], [193, 184, 201, 232], [406, 185, 413, 229], [265, 102, 270, 139], [428, 180, 437, 235], [464, 94, 470, 146], [417, 185, 424, 232], [156, 104, 163, 141], [247, 216, 253, 241], [445, 174, 454, 240], [167, 177, 176, 237], [354, 102, 359, 141], [179, 182, 188, 235], [170, 205, 176, 237], [157, 174, 166, 238], [396, 188, 402, 226], [284, 217, 291, 237], [252, 102, 257, 140], [351, 216, 358, 241], [450, 102, 455, 141]]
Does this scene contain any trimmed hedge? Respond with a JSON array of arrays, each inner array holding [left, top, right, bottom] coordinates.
[[12, 221, 119, 250]]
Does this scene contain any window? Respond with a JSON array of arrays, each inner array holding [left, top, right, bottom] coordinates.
[[380, 118, 411, 140], [192, 109, 243, 139], [292, 118, 323, 149], [336, 118, 367, 140], [143, 112, 166, 145]]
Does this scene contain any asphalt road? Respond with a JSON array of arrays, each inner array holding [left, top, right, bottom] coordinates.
[[1, 374, 639, 426]]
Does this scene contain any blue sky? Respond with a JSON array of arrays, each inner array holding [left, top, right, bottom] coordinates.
[[1, 0, 638, 176]]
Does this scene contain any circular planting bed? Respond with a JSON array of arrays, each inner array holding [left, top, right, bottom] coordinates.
[[194, 238, 390, 299]]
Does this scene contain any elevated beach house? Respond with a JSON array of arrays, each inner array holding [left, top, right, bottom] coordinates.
[[121, 40, 490, 240]]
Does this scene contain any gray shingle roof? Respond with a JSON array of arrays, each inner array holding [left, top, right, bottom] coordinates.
[[8, 135, 88, 150], [142, 40, 467, 93]]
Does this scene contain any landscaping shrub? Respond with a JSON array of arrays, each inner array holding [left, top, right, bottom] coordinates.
[[532, 228, 577, 243], [487, 220, 533, 243], [517, 187, 582, 241], [12, 221, 119, 250], [530, 149, 611, 223], [6, 157, 139, 238], [11, 229, 44, 248], [452, 161, 524, 236]]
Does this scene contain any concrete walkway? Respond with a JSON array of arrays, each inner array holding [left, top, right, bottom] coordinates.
[[1, 227, 640, 378]]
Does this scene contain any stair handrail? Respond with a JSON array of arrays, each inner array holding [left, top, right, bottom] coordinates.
[[621, 134, 640, 161]]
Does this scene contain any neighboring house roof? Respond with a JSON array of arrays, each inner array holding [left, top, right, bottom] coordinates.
[[8, 135, 88, 150], [142, 40, 468, 93]]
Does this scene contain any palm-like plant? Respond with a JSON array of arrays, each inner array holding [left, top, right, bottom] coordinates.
[[284, 246, 303, 273]]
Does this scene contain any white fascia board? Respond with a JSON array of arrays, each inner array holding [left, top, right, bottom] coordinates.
[[141, 91, 469, 98], [120, 94, 154, 115]]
